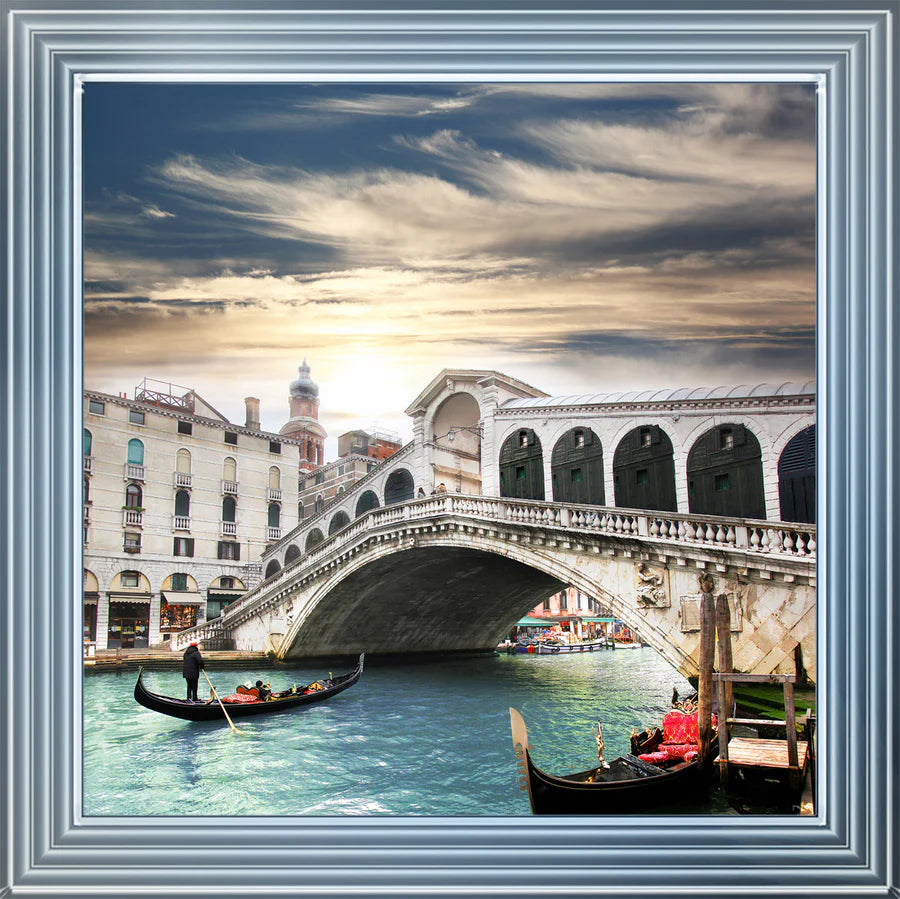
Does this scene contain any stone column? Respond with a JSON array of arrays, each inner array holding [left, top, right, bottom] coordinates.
[[95, 596, 110, 650], [148, 593, 162, 645]]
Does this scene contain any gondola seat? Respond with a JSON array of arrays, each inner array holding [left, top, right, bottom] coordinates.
[[636, 750, 670, 765], [655, 709, 717, 761]]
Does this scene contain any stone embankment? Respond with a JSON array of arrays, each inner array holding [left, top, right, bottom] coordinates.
[[84, 647, 271, 672]]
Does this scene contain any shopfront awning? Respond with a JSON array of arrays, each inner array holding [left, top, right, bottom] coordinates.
[[161, 592, 204, 606], [206, 588, 246, 596], [516, 616, 553, 627], [581, 617, 616, 623]]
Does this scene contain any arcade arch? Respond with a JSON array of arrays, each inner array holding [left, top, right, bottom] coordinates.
[[613, 425, 677, 513], [499, 428, 544, 500], [551, 427, 604, 505]]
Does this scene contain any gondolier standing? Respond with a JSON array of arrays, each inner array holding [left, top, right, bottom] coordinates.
[[182, 641, 204, 702]]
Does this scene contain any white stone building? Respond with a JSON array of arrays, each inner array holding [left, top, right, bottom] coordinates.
[[83, 379, 304, 649]]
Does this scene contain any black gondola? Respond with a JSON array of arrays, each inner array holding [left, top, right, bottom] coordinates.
[[509, 707, 708, 814], [134, 654, 364, 722]]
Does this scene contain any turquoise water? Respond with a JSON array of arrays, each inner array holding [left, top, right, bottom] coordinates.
[[84, 649, 718, 817]]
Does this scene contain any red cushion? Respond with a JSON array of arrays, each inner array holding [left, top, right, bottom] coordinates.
[[659, 742, 698, 760], [637, 750, 669, 764], [684, 750, 699, 763], [219, 692, 260, 703], [661, 710, 718, 744]]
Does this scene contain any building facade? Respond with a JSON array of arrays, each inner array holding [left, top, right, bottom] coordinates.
[[83, 380, 304, 650]]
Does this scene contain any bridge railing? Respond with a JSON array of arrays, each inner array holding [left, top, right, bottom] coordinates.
[[167, 494, 817, 648]]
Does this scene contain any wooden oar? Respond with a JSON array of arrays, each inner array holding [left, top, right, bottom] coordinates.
[[202, 670, 243, 734]]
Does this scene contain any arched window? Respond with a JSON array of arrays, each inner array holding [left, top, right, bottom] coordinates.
[[298, 502, 304, 520], [613, 425, 677, 513], [125, 483, 142, 508], [176, 448, 191, 473], [222, 496, 236, 523], [264, 559, 281, 579], [305, 528, 324, 551], [356, 490, 380, 517], [267, 503, 281, 528], [329, 511, 350, 535], [285, 544, 302, 565], [83, 429, 92, 456], [223, 457, 237, 481], [384, 469, 415, 505], [174, 489, 191, 517], [127, 438, 144, 465], [314, 495, 325, 514], [268, 466, 281, 489], [498, 429, 544, 500], [551, 427, 604, 505], [687, 424, 765, 519], [778, 425, 816, 524]]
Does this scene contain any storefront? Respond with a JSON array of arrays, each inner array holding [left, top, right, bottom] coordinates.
[[159, 592, 203, 636], [107, 600, 150, 648], [83, 599, 97, 642], [206, 577, 246, 620]]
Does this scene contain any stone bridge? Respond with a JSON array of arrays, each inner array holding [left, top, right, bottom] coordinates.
[[175, 494, 816, 682]]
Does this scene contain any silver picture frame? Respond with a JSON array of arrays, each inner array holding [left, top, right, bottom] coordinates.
[[2, 2, 897, 896]]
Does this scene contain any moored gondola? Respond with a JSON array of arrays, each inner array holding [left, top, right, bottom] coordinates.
[[510, 706, 710, 814], [134, 654, 364, 722]]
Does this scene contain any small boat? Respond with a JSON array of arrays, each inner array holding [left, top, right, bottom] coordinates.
[[134, 654, 364, 722], [535, 639, 607, 654], [510, 706, 710, 814]]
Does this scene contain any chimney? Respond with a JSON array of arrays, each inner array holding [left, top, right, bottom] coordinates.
[[244, 397, 260, 430]]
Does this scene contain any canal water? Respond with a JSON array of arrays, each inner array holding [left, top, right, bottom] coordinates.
[[83, 648, 736, 816]]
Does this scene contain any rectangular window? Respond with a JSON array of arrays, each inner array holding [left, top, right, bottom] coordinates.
[[519, 431, 529, 447], [177, 420, 192, 435], [719, 429, 734, 450], [88, 399, 105, 415], [129, 410, 145, 425], [571, 468, 583, 483], [123, 532, 141, 552], [715, 473, 731, 492], [224, 431, 238, 445], [640, 428, 652, 447], [170, 572, 188, 591], [269, 441, 281, 454], [516, 465, 526, 480], [217, 540, 240, 560], [315, 471, 325, 485], [574, 430, 585, 448], [220, 576, 235, 589], [121, 571, 139, 588], [636, 469, 649, 485], [173, 537, 195, 557]]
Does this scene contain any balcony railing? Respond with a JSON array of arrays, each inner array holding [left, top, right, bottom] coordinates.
[[221, 521, 238, 536], [122, 509, 143, 527], [123, 538, 141, 553], [174, 472, 192, 488], [83, 504, 91, 524], [83, 456, 93, 473], [173, 515, 191, 531], [267, 526, 282, 540], [222, 480, 239, 495], [267, 487, 283, 502], [125, 463, 145, 481]]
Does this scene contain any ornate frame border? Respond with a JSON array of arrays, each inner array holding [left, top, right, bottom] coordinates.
[[2, 3, 897, 896]]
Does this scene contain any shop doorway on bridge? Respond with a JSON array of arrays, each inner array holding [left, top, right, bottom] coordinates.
[[384, 468, 415, 505], [264, 559, 281, 579], [687, 424, 765, 519], [613, 425, 677, 512], [284, 544, 301, 565], [306, 528, 325, 550], [499, 428, 544, 500], [778, 425, 816, 524], [356, 490, 380, 517], [551, 427, 604, 505]]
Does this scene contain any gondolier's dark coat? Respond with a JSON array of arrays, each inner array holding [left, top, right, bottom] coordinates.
[[182, 645, 204, 679]]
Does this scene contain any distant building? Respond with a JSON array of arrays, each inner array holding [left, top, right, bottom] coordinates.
[[337, 428, 402, 461], [279, 359, 327, 470]]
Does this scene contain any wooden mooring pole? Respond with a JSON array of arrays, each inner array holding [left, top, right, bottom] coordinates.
[[698, 592, 716, 764], [715, 594, 734, 719]]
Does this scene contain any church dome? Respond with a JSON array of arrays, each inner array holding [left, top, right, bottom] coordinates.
[[289, 359, 319, 398]]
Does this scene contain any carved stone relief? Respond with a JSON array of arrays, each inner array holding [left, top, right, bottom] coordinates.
[[634, 562, 670, 609]]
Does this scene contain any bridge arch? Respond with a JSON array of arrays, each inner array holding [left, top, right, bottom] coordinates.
[[356, 490, 380, 517], [275, 529, 693, 674], [329, 510, 351, 535], [777, 425, 815, 524], [551, 427, 604, 505], [613, 425, 677, 513], [498, 428, 544, 500], [687, 423, 765, 519], [284, 544, 302, 566], [384, 468, 414, 505]]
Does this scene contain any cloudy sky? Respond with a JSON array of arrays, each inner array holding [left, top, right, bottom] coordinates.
[[83, 82, 816, 455]]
